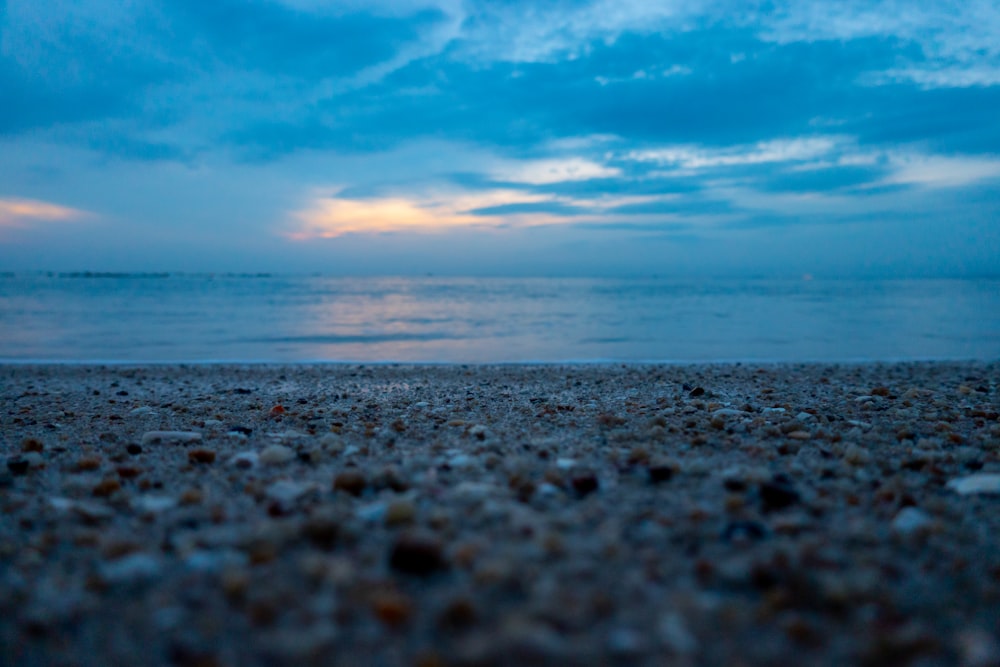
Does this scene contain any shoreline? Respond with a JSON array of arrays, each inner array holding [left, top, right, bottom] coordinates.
[[2, 362, 999, 665]]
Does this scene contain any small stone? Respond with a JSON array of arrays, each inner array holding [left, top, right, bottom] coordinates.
[[648, 458, 679, 484], [265, 480, 314, 505], [871, 386, 891, 397], [126, 443, 143, 456], [371, 590, 413, 628], [268, 404, 286, 417], [843, 444, 871, 465], [787, 430, 812, 440], [722, 520, 768, 541], [17, 452, 39, 469], [389, 534, 448, 576], [179, 488, 203, 505], [570, 472, 599, 497], [129, 406, 156, 416], [259, 445, 295, 465], [21, 437, 44, 453], [229, 451, 259, 468], [385, 500, 417, 526], [92, 479, 122, 497], [689, 387, 705, 397], [141, 431, 202, 445], [133, 495, 177, 514], [891, 507, 933, 536], [759, 475, 800, 512], [74, 456, 102, 472], [6, 457, 29, 476], [99, 553, 162, 583], [187, 449, 216, 464], [333, 471, 366, 496], [947, 474, 1000, 495], [439, 597, 478, 630]]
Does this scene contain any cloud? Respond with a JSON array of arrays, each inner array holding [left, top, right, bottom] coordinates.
[[0, 197, 90, 228], [624, 137, 845, 170], [490, 157, 621, 184]]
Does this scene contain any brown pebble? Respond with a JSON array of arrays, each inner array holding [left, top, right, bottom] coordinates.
[[92, 479, 121, 497], [188, 449, 217, 464], [389, 534, 448, 576], [116, 466, 142, 479], [385, 500, 416, 526], [21, 438, 44, 453], [333, 471, 366, 496], [302, 514, 340, 550], [371, 590, 413, 628], [871, 386, 891, 397], [179, 488, 203, 505], [75, 457, 102, 472], [268, 404, 285, 417], [439, 597, 478, 630], [787, 430, 811, 440]]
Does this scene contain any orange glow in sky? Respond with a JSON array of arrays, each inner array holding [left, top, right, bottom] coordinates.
[[0, 198, 89, 229]]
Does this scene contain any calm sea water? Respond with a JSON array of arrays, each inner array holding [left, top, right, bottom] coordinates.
[[0, 273, 998, 363]]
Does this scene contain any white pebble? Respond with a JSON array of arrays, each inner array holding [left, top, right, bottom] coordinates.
[[141, 431, 202, 445], [100, 554, 162, 583], [228, 451, 259, 468], [265, 480, 314, 504], [259, 445, 296, 465], [947, 474, 1000, 495], [891, 507, 933, 536], [133, 495, 177, 514]]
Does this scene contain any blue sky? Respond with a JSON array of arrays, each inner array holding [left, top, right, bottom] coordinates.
[[1, 0, 998, 276]]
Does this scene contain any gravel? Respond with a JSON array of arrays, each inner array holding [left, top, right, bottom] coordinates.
[[1, 361, 999, 666]]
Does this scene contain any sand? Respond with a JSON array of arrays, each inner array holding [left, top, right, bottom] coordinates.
[[2, 362, 999, 666]]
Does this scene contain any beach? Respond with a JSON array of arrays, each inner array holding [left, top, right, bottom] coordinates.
[[2, 362, 999, 666]]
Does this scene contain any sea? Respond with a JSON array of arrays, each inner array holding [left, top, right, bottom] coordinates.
[[1, 273, 998, 364]]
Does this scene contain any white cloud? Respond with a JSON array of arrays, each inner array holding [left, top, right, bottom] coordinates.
[[884, 154, 1000, 188], [625, 137, 845, 170], [491, 157, 622, 185]]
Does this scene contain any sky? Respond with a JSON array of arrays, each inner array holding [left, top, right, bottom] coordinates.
[[1, 0, 998, 277]]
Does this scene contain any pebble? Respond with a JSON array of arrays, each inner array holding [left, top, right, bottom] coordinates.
[[99, 553, 162, 584], [759, 475, 801, 512], [570, 471, 600, 497], [891, 507, 933, 536], [133, 495, 177, 514], [129, 406, 156, 416], [187, 449, 216, 464], [140, 431, 202, 445], [6, 457, 29, 475], [385, 500, 417, 526], [389, 534, 448, 576], [265, 480, 315, 505], [229, 451, 259, 468], [787, 430, 812, 440], [333, 471, 366, 496], [259, 445, 295, 465], [947, 474, 1000, 496], [648, 459, 678, 484]]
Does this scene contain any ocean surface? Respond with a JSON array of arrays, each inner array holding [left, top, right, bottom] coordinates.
[[1, 273, 998, 363]]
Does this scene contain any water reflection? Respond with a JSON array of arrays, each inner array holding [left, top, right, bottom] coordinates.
[[0, 274, 998, 362]]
